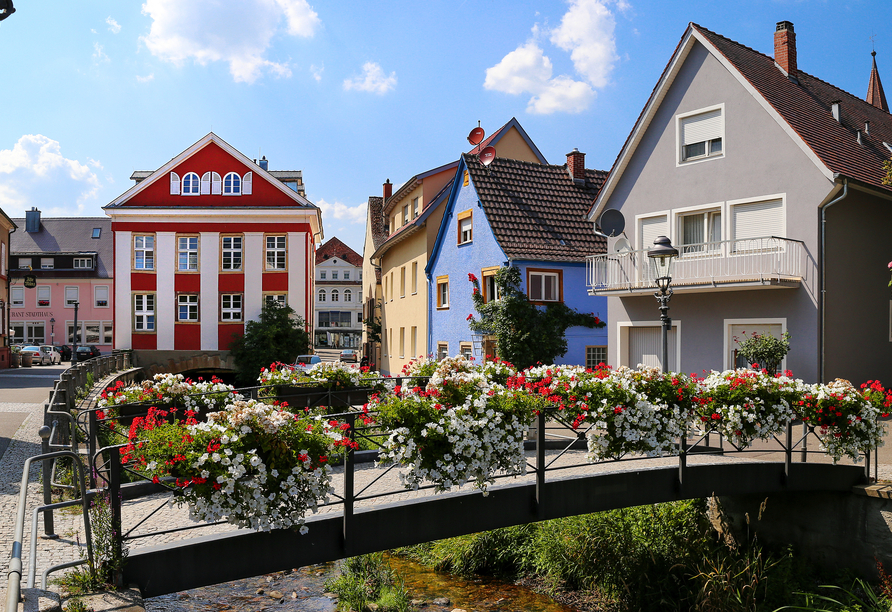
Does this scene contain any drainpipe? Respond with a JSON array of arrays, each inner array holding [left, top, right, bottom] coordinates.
[[5, 224, 15, 349], [819, 178, 848, 383], [426, 270, 432, 359]]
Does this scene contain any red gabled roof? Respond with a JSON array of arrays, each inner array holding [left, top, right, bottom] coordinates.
[[316, 236, 362, 266], [694, 23, 892, 193]]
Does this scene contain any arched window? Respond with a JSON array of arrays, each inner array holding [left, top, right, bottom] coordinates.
[[318, 289, 326, 302], [344, 290, 352, 302], [331, 290, 339, 302], [182, 172, 200, 195], [223, 172, 241, 195]]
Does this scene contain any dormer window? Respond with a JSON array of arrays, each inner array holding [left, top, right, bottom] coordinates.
[[223, 172, 241, 195], [182, 172, 200, 195]]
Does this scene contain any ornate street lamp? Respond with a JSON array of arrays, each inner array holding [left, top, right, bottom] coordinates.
[[647, 236, 678, 372], [50, 317, 55, 344]]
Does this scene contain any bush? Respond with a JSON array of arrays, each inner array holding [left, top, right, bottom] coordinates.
[[229, 300, 310, 386], [324, 553, 411, 612]]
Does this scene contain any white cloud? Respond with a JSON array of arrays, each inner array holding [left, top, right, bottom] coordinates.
[[106, 16, 121, 34], [483, 0, 622, 114], [310, 63, 323, 81], [343, 62, 396, 94], [136, 73, 155, 82], [0, 135, 101, 216], [93, 42, 109, 63], [315, 197, 367, 225], [140, 0, 320, 84]]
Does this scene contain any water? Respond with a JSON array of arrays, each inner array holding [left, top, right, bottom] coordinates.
[[146, 556, 578, 612]]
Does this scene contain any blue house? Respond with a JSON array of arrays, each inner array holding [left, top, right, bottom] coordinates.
[[426, 149, 608, 367]]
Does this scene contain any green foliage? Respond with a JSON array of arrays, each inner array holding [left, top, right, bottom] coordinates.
[[364, 299, 383, 344], [882, 158, 892, 187], [89, 491, 128, 586], [324, 553, 412, 612], [229, 300, 310, 386], [467, 267, 605, 370], [734, 331, 791, 375]]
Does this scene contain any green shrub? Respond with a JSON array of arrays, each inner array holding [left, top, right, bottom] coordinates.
[[324, 552, 411, 612]]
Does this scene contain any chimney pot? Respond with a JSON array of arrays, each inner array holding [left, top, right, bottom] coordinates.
[[774, 21, 797, 76]]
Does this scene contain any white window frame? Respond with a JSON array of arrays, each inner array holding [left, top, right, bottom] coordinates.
[[18, 257, 31, 270], [343, 271, 350, 280], [221, 294, 243, 321], [331, 289, 339, 302], [242, 172, 253, 195], [134, 235, 155, 271], [73, 257, 92, 269], [178, 236, 199, 271], [265, 235, 287, 270], [320, 271, 326, 280], [636, 211, 671, 251], [318, 289, 326, 302], [728, 194, 786, 253], [223, 172, 241, 195], [673, 203, 723, 256], [11, 287, 24, 307], [676, 103, 725, 166], [723, 318, 787, 372], [265, 294, 287, 307], [182, 172, 200, 195], [527, 269, 561, 302], [134, 294, 155, 331], [36, 285, 51, 307], [170, 172, 180, 195], [64, 286, 79, 308], [177, 294, 199, 322], [103, 322, 113, 345], [344, 289, 352, 302], [221, 235, 243, 271], [616, 320, 682, 372], [95, 285, 109, 308]]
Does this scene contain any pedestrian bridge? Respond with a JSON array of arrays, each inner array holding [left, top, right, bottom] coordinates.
[[120, 433, 868, 597]]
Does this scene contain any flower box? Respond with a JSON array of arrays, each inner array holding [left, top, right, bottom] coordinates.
[[274, 385, 374, 409], [38, 300, 50, 306]]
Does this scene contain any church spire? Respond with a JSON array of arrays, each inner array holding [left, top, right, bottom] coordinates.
[[867, 50, 888, 112]]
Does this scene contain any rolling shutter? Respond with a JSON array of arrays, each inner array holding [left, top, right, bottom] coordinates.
[[681, 109, 722, 146], [629, 326, 677, 372], [639, 215, 668, 250], [170, 172, 180, 195], [732, 199, 783, 240]]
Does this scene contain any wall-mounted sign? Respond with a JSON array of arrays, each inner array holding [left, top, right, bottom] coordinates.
[[23, 275, 36, 288]]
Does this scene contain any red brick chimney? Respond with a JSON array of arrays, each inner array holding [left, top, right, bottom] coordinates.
[[383, 179, 392, 201], [567, 148, 585, 182], [774, 21, 797, 76]]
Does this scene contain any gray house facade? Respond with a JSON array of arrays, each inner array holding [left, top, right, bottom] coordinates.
[[587, 21, 892, 384]]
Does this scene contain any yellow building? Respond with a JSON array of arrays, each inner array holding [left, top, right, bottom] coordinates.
[[362, 118, 546, 375]]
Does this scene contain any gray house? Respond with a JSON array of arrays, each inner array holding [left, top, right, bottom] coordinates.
[[587, 21, 892, 384]]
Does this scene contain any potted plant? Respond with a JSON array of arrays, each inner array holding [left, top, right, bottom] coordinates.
[[9, 346, 20, 368], [734, 331, 791, 376]]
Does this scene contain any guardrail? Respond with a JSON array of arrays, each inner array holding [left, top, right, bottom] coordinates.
[[586, 236, 806, 293]]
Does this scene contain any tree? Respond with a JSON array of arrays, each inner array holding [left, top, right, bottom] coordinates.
[[229, 300, 310, 386], [467, 267, 605, 370]]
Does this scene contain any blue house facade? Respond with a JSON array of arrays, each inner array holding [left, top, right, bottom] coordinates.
[[426, 150, 609, 367]]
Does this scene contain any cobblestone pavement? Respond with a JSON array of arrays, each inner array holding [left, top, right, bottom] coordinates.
[[2, 374, 891, 599]]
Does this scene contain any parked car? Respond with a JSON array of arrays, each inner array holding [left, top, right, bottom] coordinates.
[[293, 354, 321, 372], [21, 345, 52, 366], [75, 345, 102, 360], [39, 345, 62, 365], [55, 344, 72, 360], [339, 349, 358, 363]]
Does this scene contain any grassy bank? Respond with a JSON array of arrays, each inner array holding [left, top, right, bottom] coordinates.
[[389, 499, 890, 612]]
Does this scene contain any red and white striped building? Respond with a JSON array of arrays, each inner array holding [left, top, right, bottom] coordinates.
[[104, 133, 322, 357]]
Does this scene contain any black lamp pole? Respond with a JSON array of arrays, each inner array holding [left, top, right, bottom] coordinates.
[[647, 236, 679, 373], [71, 302, 79, 365]]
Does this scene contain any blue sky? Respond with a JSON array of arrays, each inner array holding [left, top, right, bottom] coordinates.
[[0, 0, 888, 254]]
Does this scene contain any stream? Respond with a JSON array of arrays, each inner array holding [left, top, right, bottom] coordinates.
[[145, 555, 578, 612]]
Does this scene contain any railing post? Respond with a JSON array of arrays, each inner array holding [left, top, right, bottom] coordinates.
[[800, 422, 808, 463], [678, 430, 687, 488], [865, 448, 872, 482], [88, 410, 98, 488], [343, 412, 355, 555], [535, 409, 546, 518], [38, 426, 56, 538], [785, 421, 793, 484], [108, 446, 124, 587]]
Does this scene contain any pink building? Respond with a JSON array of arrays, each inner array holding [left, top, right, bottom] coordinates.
[[9, 209, 114, 352]]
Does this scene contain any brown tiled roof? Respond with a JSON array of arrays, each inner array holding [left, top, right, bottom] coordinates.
[[315, 236, 362, 266], [367, 196, 387, 250], [693, 23, 892, 194], [464, 154, 607, 262]]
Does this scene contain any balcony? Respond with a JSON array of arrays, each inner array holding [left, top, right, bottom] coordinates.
[[586, 236, 805, 295]]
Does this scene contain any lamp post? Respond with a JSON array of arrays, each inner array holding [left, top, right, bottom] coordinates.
[[647, 236, 679, 373], [50, 317, 55, 345], [71, 302, 79, 365]]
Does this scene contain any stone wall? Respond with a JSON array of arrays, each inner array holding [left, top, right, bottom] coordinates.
[[710, 485, 892, 579]]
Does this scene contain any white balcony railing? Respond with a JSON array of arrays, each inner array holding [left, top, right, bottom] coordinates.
[[586, 236, 804, 294]]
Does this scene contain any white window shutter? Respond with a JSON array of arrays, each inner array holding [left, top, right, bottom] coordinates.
[[211, 172, 222, 195], [639, 215, 668, 250], [170, 172, 180, 195], [682, 109, 722, 145], [732, 199, 783, 240], [201, 172, 211, 195], [243, 172, 253, 195]]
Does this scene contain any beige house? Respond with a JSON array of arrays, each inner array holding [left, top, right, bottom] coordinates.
[[362, 118, 546, 374]]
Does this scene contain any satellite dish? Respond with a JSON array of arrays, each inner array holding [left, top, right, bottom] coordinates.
[[468, 127, 485, 146], [599, 209, 625, 236], [613, 237, 632, 253], [479, 146, 496, 166]]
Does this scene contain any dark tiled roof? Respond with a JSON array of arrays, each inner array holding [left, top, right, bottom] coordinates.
[[367, 196, 387, 250], [464, 154, 607, 262], [10, 217, 113, 278], [694, 23, 892, 194], [316, 236, 363, 266]]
